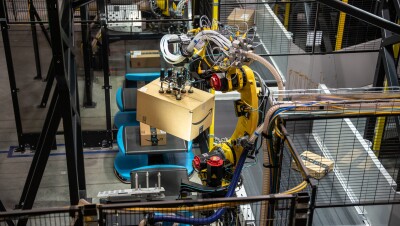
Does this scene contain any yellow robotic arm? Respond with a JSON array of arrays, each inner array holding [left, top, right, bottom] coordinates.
[[193, 66, 259, 187], [159, 16, 264, 189], [140, 0, 187, 18]]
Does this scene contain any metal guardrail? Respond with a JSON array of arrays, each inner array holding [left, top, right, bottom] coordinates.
[[0, 195, 301, 226]]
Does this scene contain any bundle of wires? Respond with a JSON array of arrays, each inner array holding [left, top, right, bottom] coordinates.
[[175, 0, 188, 17], [186, 30, 232, 54], [160, 34, 186, 64], [160, 29, 232, 66]]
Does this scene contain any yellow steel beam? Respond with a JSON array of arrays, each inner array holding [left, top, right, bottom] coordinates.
[[209, 0, 219, 150], [274, 4, 279, 15], [209, 89, 215, 150], [212, 0, 219, 30], [372, 20, 400, 156], [393, 20, 400, 60], [284, 2, 291, 29], [335, 0, 348, 51], [373, 80, 388, 156], [373, 20, 400, 156]]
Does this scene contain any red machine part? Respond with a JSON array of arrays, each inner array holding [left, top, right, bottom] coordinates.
[[207, 155, 223, 167], [210, 73, 222, 91], [193, 156, 201, 170]]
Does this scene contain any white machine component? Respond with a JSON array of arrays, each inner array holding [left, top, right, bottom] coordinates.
[[98, 172, 165, 202], [236, 186, 256, 226], [107, 5, 142, 32], [97, 187, 166, 198]]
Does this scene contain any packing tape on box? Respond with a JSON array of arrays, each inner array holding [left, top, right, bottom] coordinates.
[[300, 155, 330, 174]]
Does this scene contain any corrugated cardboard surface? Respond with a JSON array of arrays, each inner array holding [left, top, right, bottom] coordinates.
[[140, 122, 167, 146], [227, 8, 255, 31], [292, 151, 334, 179], [137, 79, 215, 141], [130, 50, 161, 68]]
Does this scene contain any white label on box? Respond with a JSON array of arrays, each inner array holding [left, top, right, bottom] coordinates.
[[240, 14, 249, 20], [132, 51, 141, 57], [138, 87, 147, 92]]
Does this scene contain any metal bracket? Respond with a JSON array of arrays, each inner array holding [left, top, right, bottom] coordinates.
[[102, 85, 112, 90], [0, 18, 8, 31]]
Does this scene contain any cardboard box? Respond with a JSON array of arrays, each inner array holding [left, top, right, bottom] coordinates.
[[140, 122, 167, 146], [137, 79, 215, 141], [130, 50, 161, 68], [227, 8, 255, 32], [292, 151, 334, 179]]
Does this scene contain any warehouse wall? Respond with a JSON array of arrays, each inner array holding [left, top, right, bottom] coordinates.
[[286, 40, 380, 89]]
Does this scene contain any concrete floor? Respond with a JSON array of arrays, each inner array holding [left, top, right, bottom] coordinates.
[[0, 25, 132, 209]]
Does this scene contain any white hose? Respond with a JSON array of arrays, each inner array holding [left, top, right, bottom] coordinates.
[[175, 0, 188, 16], [139, 219, 146, 226], [160, 34, 186, 65], [186, 30, 231, 53], [242, 51, 285, 91]]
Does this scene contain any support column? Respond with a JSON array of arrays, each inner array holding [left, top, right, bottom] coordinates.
[[0, 0, 24, 151], [29, 0, 42, 80], [81, 4, 96, 108], [97, 0, 113, 147]]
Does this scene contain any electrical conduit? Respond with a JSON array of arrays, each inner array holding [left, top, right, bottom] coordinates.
[[241, 51, 285, 92]]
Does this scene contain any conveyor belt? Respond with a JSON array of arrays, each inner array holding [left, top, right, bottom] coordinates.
[[122, 88, 137, 111]]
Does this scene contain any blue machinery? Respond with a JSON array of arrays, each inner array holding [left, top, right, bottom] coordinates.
[[113, 59, 194, 182]]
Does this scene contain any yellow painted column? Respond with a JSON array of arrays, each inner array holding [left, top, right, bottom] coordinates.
[[209, 0, 219, 150], [209, 89, 215, 150], [373, 81, 388, 156], [274, 4, 279, 15], [284, 2, 291, 29], [393, 21, 400, 58], [372, 20, 400, 156], [335, 0, 348, 51]]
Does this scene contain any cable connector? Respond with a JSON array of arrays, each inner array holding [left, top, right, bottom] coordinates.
[[238, 136, 254, 153]]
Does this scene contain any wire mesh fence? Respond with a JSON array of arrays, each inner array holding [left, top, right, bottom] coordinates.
[[4, 0, 98, 23], [5, 0, 48, 23], [0, 195, 300, 226], [104, 0, 193, 33], [3, 0, 382, 53], [98, 195, 298, 226], [219, 0, 381, 56], [0, 207, 80, 226], [270, 87, 400, 208]]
